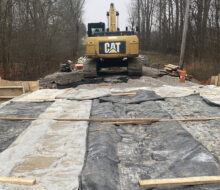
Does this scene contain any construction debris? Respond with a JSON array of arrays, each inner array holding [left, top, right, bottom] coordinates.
[[163, 64, 192, 80], [0, 177, 36, 186], [139, 176, 220, 188], [164, 64, 180, 76]]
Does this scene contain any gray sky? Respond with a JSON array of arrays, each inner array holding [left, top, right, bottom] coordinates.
[[83, 0, 132, 31]]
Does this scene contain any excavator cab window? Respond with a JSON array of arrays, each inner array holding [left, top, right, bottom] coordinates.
[[88, 22, 105, 37]]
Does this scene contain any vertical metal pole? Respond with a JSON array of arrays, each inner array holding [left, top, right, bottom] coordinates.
[[179, 0, 190, 69], [137, 0, 140, 39]]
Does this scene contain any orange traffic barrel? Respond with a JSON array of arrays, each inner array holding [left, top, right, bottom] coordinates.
[[180, 70, 186, 83]]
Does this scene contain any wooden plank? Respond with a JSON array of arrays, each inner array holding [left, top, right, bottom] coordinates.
[[0, 96, 16, 99], [217, 74, 220, 86], [0, 117, 220, 124], [164, 67, 172, 71], [103, 121, 154, 125], [210, 76, 217, 85], [22, 82, 30, 93], [0, 176, 36, 186], [14, 98, 55, 102], [111, 92, 137, 96], [139, 176, 220, 188], [0, 86, 23, 89], [0, 79, 39, 92], [166, 64, 179, 70], [0, 80, 22, 86], [0, 87, 23, 96], [28, 81, 39, 92], [215, 76, 219, 86]]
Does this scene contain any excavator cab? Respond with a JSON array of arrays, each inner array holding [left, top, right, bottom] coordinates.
[[88, 23, 105, 37], [84, 3, 142, 77]]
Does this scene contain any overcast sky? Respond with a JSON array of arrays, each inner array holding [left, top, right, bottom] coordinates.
[[83, 0, 132, 31]]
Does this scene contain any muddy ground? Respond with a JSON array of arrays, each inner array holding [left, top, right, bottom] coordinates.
[[39, 66, 196, 89]]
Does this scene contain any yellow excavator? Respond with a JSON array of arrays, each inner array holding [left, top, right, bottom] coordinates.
[[84, 3, 142, 77]]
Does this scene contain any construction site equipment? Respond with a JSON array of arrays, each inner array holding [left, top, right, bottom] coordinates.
[[139, 176, 220, 188], [0, 78, 39, 102], [84, 3, 142, 77], [0, 176, 36, 186]]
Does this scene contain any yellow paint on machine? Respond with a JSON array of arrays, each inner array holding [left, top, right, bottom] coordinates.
[[86, 35, 139, 59]]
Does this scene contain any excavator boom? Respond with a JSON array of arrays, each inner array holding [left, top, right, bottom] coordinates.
[[108, 3, 118, 32]]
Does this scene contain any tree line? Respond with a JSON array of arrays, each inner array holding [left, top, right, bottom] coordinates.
[[129, 0, 220, 79], [0, 0, 85, 80]]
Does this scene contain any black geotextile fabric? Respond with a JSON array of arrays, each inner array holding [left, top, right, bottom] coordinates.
[[80, 90, 220, 190], [0, 101, 52, 152]]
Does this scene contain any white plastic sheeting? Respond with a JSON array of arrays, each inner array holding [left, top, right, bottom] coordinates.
[[12, 84, 220, 105], [112, 85, 220, 106], [13, 89, 70, 102], [0, 99, 92, 190], [154, 85, 220, 105], [57, 88, 111, 100]]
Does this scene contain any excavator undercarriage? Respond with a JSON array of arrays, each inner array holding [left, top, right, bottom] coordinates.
[[83, 57, 143, 78]]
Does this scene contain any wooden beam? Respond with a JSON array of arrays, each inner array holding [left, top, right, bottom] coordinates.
[[0, 96, 16, 99], [0, 87, 23, 96], [217, 74, 220, 86], [111, 92, 137, 96], [0, 86, 23, 89], [0, 176, 36, 186], [0, 117, 220, 124], [0, 79, 39, 92], [210, 76, 217, 85], [215, 76, 219, 86], [139, 176, 220, 188], [165, 64, 179, 70]]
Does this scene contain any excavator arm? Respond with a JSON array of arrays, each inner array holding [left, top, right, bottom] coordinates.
[[107, 3, 119, 32]]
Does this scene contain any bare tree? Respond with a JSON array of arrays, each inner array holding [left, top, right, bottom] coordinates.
[[129, 0, 220, 77], [0, 0, 86, 80]]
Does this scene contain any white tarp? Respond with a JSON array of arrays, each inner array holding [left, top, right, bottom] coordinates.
[[111, 85, 220, 106], [13, 89, 70, 102], [56, 88, 111, 100], [0, 99, 92, 190]]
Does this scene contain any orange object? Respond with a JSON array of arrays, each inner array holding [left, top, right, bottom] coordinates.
[[180, 70, 186, 83]]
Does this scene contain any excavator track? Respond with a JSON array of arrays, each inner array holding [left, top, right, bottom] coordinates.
[[83, 58, 98, 78], [127, 57, 143, 76]]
